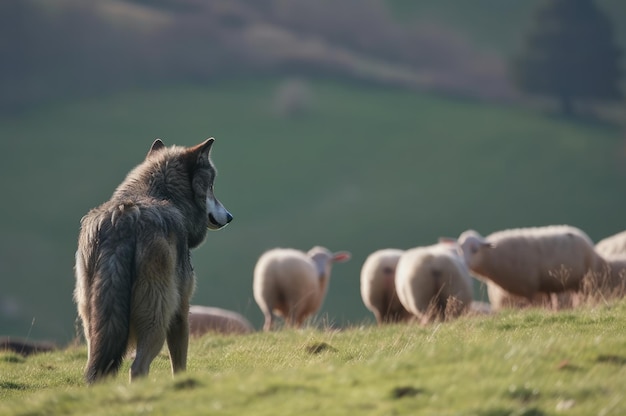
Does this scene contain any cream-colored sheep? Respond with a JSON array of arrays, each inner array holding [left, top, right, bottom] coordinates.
[[599, 257, 626, 296], [253, 246, 351, 331], [590, 231, 626, 297], [360, 249, 411, 325], [468, 301, 493, 315], [595, 230, 626, 258], [188, 305, 254, 336], [395, 242, 473, 323], [485, 280, 577, 310], [0, 336, 56, 357], [456, 226, 602, 301]]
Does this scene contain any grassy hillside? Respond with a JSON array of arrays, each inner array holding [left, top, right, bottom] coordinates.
[[0, 78, 625, 343], [1, 301, 626, 415]]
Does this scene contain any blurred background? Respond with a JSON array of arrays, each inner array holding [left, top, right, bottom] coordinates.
[[1, 0, 625, 345]]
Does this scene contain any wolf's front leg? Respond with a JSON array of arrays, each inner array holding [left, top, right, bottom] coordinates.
[[167, 302, 190, 374]]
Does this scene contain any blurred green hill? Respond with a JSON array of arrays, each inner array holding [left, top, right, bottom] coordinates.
[[4, 0, 624, 112], [1, 79, 624, 343], [0, 0, 624, 344]]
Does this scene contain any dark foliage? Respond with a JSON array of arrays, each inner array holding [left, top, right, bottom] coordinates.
[[512, 0, 623, 116]]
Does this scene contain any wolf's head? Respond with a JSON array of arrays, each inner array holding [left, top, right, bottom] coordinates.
[[147, 138, 233, 244]]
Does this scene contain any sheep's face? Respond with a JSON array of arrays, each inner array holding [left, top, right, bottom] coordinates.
[[308, 247, 351, 278], [458, 231, 492, 271]]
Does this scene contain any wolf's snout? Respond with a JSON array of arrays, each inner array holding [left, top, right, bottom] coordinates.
[[211, 212, 233, 225], [208, 209, 233, 230]]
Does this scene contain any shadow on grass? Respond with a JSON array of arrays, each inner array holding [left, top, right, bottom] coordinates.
[[596, 354, 626, 365], [0, 381, 29, 390], [389, 385, 426, 399]]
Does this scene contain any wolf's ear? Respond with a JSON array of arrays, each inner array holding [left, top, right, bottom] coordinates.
[[196, 137, 215, 161], [147, 139, 166, 158]]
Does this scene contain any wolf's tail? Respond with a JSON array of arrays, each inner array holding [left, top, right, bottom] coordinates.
[[82, 204, 139, 384]]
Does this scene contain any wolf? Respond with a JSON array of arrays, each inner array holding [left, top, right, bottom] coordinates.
[[74, 138, 232, 384]]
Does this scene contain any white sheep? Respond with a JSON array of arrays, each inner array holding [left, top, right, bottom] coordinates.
[[600, 257, 626, 296], [588, 231, 626, 298], [253, 246, 351, 331], [188, 305, 255, 336], [468, 300, 493, 315], [484, 280, 577, 310], [456, 225, 603, 302], [360, 249, 412, 324], [394, 242, 473, 323], [595, 230, 626, 258]]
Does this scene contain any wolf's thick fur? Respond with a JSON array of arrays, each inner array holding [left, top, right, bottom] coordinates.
[[74, 138, 232, 384]]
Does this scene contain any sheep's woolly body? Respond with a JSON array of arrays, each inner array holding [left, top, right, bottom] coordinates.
[[188, 305, 254, 336], [253, 246, 350, 331], [596, 230, 626, 258], [598, 257, 626, 296], [485, 280, 577, 310], [360, 249, 411, 324], [486, 281, 549, 309], [395, 243, 473, 323], [459, 225, 601, 300]]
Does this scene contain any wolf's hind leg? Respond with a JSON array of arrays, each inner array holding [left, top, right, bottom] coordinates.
[[130, 327, 167, 381], [129, 238, 179, 381]]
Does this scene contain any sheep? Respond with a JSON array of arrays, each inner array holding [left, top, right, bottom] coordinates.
[[484, 280, 576, 310], [188, 306, 255, 336], [394, 242, 473, 324], [583, 256, 626, 300], [468, 300, 493, 315], [0, 336, 56, 357], [253, 246, 351, 331], [455, 226, 603, 303], [578, 231, 626, 299], [360, 249, 412, 325], [595, 230, 626, 258], [486, 279, 549, 310]]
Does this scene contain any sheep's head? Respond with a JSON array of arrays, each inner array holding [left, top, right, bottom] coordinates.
[[457, 230, 493, 270], [308, 246, 351, 279]]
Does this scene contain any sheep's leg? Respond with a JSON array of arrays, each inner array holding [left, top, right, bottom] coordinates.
[[263, 311, 274, 331], [374, 310, 384, 325], [294, 313, 307, 329], [285, 305, 301, 329], [549, 293, 559, 311]]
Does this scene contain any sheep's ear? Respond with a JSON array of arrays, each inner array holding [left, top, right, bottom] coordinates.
[[438, 237, 457, 245], [147, 139, 166, 158], [332, 251, 351, 263]]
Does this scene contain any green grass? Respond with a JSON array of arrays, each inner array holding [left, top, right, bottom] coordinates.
[[1, 78, 625, 343], [1, 301, 626, 415]]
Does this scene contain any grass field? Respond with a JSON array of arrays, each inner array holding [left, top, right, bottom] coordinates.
[[1, 300, 625, 415], [0, 78, 625, 344]]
